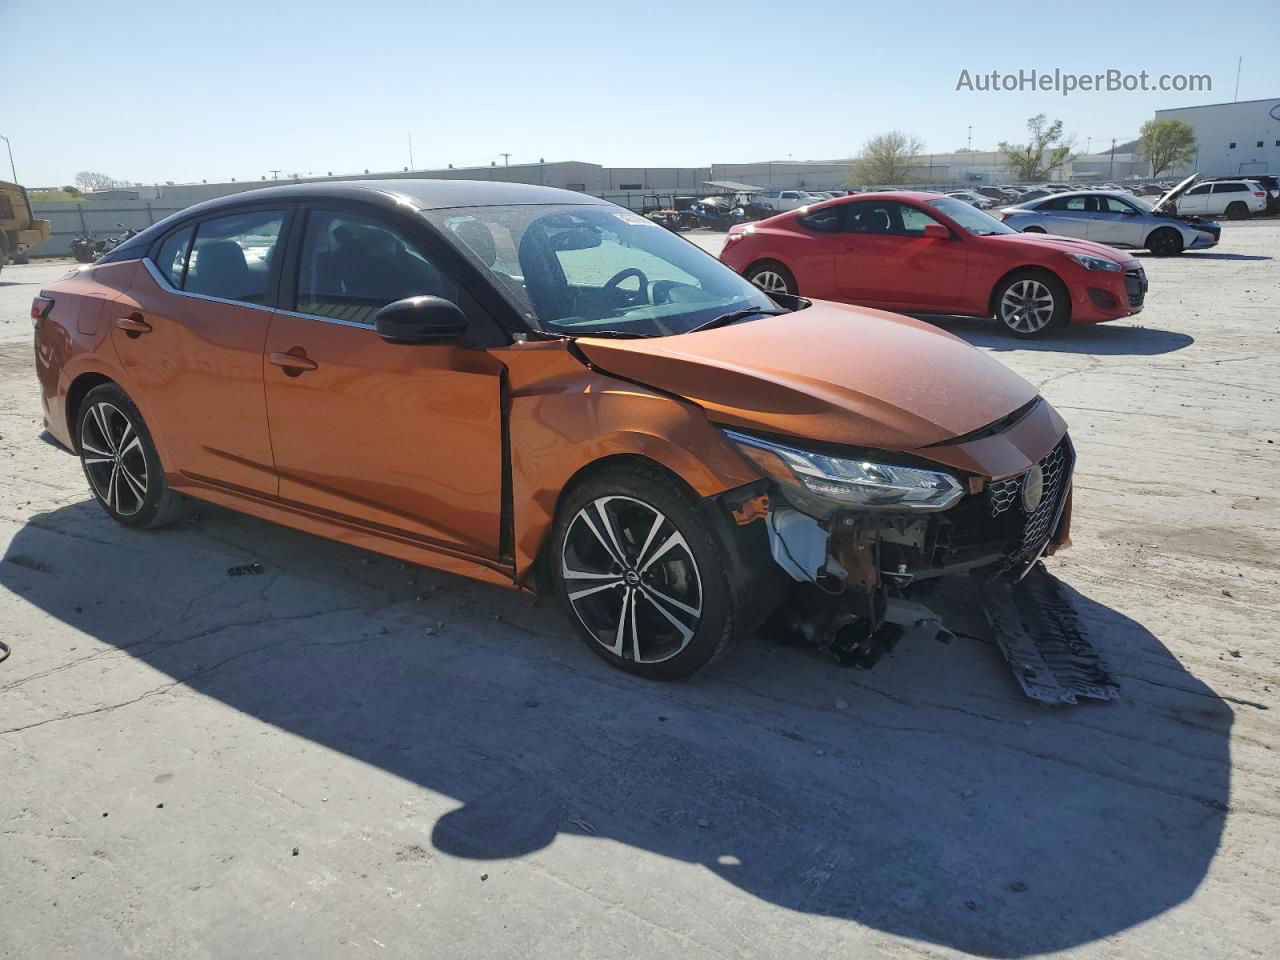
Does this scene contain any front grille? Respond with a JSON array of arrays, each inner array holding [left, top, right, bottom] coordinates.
[[1125, 269, 1147, 308], [938, 436, 1074, 575]]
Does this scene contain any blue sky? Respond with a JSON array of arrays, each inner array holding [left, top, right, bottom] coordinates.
[[2, 0, 1275, 187]]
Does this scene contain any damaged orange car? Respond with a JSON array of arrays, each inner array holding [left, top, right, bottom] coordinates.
[[31, 180, 1113, 702]]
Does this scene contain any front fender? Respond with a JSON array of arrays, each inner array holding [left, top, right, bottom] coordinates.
[[497, 341, 759, 583]]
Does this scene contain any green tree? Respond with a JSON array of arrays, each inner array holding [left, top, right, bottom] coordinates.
[[847, 131, 925, 186], [999, 115, 1075, 181], [1138, 118, 1197, 177]]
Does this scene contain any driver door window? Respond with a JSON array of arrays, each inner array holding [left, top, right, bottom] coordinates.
[[295, 210, 458, 325]]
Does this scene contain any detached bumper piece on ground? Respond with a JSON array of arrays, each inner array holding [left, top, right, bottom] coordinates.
[[981, 563, 1120, 704]]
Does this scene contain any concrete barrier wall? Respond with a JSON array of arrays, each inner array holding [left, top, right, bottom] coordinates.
[[27, 201, 185, 258]]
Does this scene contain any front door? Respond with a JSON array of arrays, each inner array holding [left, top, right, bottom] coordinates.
[[1086, 196, 1144, 246], [1178, 183, 1212, 214], [262, 207, 505, 559], [835, 200, 966, 308], [109, 207, 288, 496]]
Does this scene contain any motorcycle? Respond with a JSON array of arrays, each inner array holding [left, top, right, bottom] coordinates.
[[69, 223, 141, 263]]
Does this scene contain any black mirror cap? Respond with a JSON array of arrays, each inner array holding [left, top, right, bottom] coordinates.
[[373, 296, 468, 345]]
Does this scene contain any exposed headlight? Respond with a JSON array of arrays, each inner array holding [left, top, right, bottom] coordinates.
[[1064, 252, 1122, 272], [723, 430, 964, 512]]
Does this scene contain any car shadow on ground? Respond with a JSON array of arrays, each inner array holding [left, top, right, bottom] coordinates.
[[1, 499, 1232, 958], [1135, 251, 1272, 262], [916, 315, 1195, 356]]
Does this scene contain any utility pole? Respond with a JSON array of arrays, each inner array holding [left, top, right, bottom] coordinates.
[[967, 126, 972, 151], [0, 134, 16, 182], [269, 169, 281, 180], [408, 131, 415, 171], [500, 153, 511, 167], [1234, 57, 1242, 101], [1108, 138, 1116, 179]]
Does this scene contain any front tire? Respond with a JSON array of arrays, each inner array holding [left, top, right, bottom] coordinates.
[[746, 261, 796, 296], [76, 383, 185, 529], [1146, 227, 1184, 256], [1225, 201, 1249, 220], [992, 271, 1069, 338], [1022, 226, 1046, 233], [550, 462, 737, 680]]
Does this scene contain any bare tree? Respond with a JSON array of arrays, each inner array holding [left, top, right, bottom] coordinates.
[[1138, 118, 1197, 177], [847, 131, 925, 186], [999, 115, 1075, 181], [74, 171, 120, 191]]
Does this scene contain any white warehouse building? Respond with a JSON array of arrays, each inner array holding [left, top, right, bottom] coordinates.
[[1154, 97, 1280, 177]]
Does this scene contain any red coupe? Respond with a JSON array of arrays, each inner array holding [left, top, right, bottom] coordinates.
[[719, 192, 1147, 337]]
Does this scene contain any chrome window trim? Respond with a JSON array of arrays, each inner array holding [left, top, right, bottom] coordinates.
[[142, 256, 377, 331], [140, 256, 275, 316]]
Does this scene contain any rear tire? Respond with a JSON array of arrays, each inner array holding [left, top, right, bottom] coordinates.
[[76, 383, 185, 529], [746, 261, 797, 296], [1146, 227, 1184, 256], [992, 270, 1069, 339], [1225, 201, 1249, 220], [550, 462, 737, 680]]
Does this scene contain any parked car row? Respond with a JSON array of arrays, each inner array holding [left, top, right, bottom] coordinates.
[[30, 177, 1111, 700]]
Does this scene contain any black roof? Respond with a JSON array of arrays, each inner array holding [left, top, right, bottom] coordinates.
[[196, 178, 604, 213], [98, 179, 609, 264]]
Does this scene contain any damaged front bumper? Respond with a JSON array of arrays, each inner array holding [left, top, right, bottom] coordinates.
[[718, 423, 1118, 705]]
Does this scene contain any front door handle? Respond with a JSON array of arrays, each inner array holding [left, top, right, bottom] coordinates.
[[269, 351, 318, 375], [114, 315, 152, 336]]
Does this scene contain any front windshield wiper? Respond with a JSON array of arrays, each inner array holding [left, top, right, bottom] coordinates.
[[566, 329, 656, 339], [686, 308, 787, 334]]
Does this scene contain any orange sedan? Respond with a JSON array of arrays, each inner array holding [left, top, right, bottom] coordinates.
[[31, 180, 1083, 689]]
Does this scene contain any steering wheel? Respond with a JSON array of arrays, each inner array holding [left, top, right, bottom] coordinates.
[[604, 268, 649, 305]]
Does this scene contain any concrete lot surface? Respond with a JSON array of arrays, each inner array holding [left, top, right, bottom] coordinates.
[[1, 226, 1277, 959]]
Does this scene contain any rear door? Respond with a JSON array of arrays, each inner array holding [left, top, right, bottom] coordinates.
[[1086, 196, 1144, 246], [261, 204, 506, 559], [109, 206, 290, 495], [1037, 195, 1095, 238]]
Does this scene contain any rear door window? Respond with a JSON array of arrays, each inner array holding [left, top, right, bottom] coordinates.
[[185, 210, 285, 304], [294, 209, 458, 325], [154, 226, 194, 287], [1212, 183, 1246, 193]]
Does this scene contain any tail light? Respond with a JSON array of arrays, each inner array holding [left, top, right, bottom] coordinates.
[[31, 295, 54, 326], [1254, 191, 1266, 198]]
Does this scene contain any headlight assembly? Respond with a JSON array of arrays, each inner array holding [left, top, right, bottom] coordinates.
[[1064, 251, 1122, 272], [723, 429, 964, 512]]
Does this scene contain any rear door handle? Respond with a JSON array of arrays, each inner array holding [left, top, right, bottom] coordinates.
[[269, 351, 318, 374], [114, 315, 152, 336]]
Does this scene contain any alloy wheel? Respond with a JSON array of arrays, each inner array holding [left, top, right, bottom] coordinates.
[[560, 495, 703, 664], [750, 270, 790, 294], [80, 401, 148, 516], [999, 279, 1055, 334]]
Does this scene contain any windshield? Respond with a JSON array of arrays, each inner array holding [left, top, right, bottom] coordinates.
[[424, 204, 780, 337], [1126, 195, 1155, 213], [926, 197, 1016, 236]]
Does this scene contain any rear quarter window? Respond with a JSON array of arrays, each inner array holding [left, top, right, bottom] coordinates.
[[796, 208, 841, 232]]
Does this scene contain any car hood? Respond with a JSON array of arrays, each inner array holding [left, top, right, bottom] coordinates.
[[575, 302, 1039, 452], [1152, 172, 1203, 213], [983, 231, 1135, 263]]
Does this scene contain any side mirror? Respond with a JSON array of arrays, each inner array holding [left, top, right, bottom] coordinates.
[[373, 296, 468, 345], [922, 224, 950, 240]]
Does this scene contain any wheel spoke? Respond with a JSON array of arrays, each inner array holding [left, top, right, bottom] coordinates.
[[610, 588, 633, 657], [120, 435, 143, 459], [119, 464, 147, 501], [106, 464, 120, 512], [580, 508, 624, 566], [568, 580, 623, 602], [593, 499, 628, 563], [562, 566, 621, 581], [83, 455, 114, 465], [641, 582, 701, 618], [639, 589, 695, 642], [634, 511, 665, 569], [90, 405, 114, 452], [639, 531, 688, 574], [81, 441, 112, 458]]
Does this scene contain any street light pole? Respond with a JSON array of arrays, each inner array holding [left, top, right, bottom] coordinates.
[[0, 134, 17, 182]]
